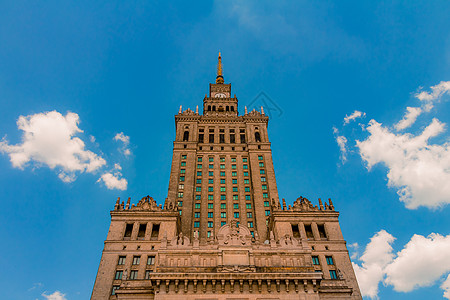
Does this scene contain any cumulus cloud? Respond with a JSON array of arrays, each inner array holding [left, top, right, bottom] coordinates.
[[352, 230, 395, 298], [114, 132, 131, 156], [353, 231, 450, 299], [42, 291, 67, 300], [0, 111, 106, 181], [344, 110, 366, 125], [356, 118, 450, 209], [395, 81, 450, 131], [98, 172, 128, 191]]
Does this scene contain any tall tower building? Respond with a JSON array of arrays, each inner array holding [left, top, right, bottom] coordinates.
[[91, 54, 362, 300]]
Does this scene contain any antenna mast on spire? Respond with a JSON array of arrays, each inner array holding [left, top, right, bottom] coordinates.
[[216, 52, 224, 84]]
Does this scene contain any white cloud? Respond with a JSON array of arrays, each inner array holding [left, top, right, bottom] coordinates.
[[416, 81, 450, 104], [114, 132, 131, 156], [98, 172, 128, 191], [0, 111, 106, 181], [384, 233, 450, 293], [356, 117, 450, 209], [394, 106, 422, 131], [114, 163, 122, 170], [352, 230, 395, 299], [42, 291, 66, 300], [344, 110, 366, 125], [333, 127, 348, 163], [353, 231, 450, 299]]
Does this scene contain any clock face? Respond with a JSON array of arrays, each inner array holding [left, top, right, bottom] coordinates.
[[215, 93, 227, 98]]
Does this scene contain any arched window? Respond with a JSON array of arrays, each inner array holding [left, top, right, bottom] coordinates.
[[226, 106, 229, 111], [255, 132, 261, 142], [208, 105, 211, 111], [183, 131, 189, 141], [212, 106, 216, 111], [231, 106, 235, 111]]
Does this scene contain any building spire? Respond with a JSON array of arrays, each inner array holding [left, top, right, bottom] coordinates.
[[216, 52, 224, 84]]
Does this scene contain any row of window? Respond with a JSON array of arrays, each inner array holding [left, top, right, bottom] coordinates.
[[193, 221, 254, 228], [193, 211, 255, 218], [123, 223, 159, 240], [312, 255, 334, 265], [291, 223, 328, 240], [118, 255, 155, 266], [180, 155, 264, 161]]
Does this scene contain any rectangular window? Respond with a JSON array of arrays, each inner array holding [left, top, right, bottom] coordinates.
[[234, 212, 240, 218], [197, 164, 202, 169], [207, 221, 213, 228], [221, 221, 226, 226], [195, 203, 201, 209], [326, 256, 334, 265], [221, 187, 226, 192], [305, 224, 314, 239], [209, 157, 214, 162], [209, 171, 214, 176], [244, 179, 249, 184], [232, 172, 237, 176], [220, 157, 225, 162], [264, 201, 270, 207], [177, 201, 183, 207], [233, 195, 238, 200], [261, 177, 266, 182], [145, 270, 153, 279], [115, 270, 123, 280], [247, 212, 253, 218], [138, 224, 147, 238], [220, 179, 225, 184], [130, 270, 138, 280], [220, 195, 226, 200], [194, 212, 200, 218], [198, 157, 202, 162], [208, 195, 214, 200], [196, 187, 202, 192], [208, 212, 213, 218], [195, 195, 201, 200], [182, 155, 187, 159], [209, 134, 214, 143], [262, 185, 267, 190], [150, 224, 159, 240], [221, 212, 226, 218], [207, 231, 211, 238], [179, 184, 184, 189], [208, 179, 214, 184], [312, 256, 320, 265], [248, 222, 254, 228], [220, 164, 225, 169], [221, 203, 226, 209], [181, 162, 186, 166], [196, 179, 202, 184], [197, 171, 202, 176], [132, 256, 140, 265], [240, 134, 246, 143], [208, 203, 213, 209], [258, 155, 263, 160], [231, 157, 236, 162], [232, 187, 238, 192], [243, 172, 249, 176], [112, 286, 120, 295], [178, 192, 183, 198], [118, 256, 126, 265], [220, 134, 225, 143], [263, 193, 268, 198], [230, 134, 235, 143], [194, 221, 200, 228], [220, 171, 225, 176], [209, 164, 214, 169], [208, 186, 213, 192], [231, 164, 236, 169], [330, 270, 338, 279], [180, 176, 185, 181], [318, 224, 327, 239], [246, 203, 252, 209], [243, 158, 248, 162], [243, 164, 248, 169], [244, 187, 250, 192], [232, 179, 237, 184], [124, 224, 133, 238], [259, 162, 264, 167], [180, 169, 185, 174], [265, 210, 270, 216], [245, 195, 250, 201], [233, 203, 239, 209], [260, 169, 265, 174]]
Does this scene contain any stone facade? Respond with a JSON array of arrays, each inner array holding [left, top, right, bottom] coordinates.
[[91, 54, 362, 300]]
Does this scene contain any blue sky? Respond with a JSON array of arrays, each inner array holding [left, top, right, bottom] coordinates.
[[0, 1, 449, 299]]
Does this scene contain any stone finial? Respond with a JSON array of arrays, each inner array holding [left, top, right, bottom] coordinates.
[[328, 198, 335, 210], [196, 105, 199, 114], [115, 197, 120, 210], [125, 197, 131, 210], [245, 106, 248, 114], [261, 106, 265, 115], [318, 198, 324, 210], [282, 198, 287, 210], [179, 105, 182, 114]]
